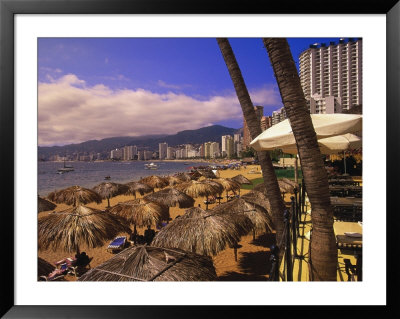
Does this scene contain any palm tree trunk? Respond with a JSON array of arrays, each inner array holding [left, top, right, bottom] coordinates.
[[263, 38, 337, 281], [217, 38, 286, 248]]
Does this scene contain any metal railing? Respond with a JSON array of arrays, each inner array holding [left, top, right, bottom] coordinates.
[[269, 181, 305, 281]]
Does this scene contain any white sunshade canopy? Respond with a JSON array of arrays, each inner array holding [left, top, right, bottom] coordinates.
[[280, 133, 362, 155], [250, 114, 362, 153]]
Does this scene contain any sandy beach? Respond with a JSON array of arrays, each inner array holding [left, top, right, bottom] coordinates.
[[38, 164, 278, 281]]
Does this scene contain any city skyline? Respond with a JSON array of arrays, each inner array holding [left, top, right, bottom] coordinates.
[[39, 37, 345, 147]]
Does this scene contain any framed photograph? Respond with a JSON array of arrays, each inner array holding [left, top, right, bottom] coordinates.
[[1, 0, 398, 317]]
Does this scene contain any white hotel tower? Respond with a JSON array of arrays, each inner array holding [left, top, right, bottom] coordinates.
[[299, 38, 362, 114]]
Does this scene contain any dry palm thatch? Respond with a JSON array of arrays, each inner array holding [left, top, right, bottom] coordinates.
[[139, 176, 168, 189], [174, 172, 193, 182], [144, 188, 195, 208], [108, 198, 169, 227], [165, 175, 184, 186], [38, 196, 57, 213], [124, 181, 153, 198], [47, 186, 102, 206], [38, 205, 131, 254], [215, 178, 241, 192], [280, 178, 299, 190], [241, 190, 271, 213], [151, 207, 252, 256], [201, 179, 225, 195], [78, 245, 217, 281], [38, 257, 55, 278], [232, 174, 252, 185], [253, 180, 294, 194], [277, 180, 295, 193], [175, 180, 220, 198], [211, 198, 273, 233], [189, 170, 202, 180], [92, 182, 129, 207], [196, 169, 217, 179]]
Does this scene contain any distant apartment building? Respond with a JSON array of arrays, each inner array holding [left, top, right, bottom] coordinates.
[[159, 142, 168, 160], [123, 146, 134, 160], [261, 116, 272, 130], [204, 142, 211, 158], [199, 144, 204, 157], [137, 150, 144, 160], [132, 145, 138, 157], [144, 150, 153, 161], [175, 148, 184, 159], [299, 38, 362, 114], [242, 105, 264, 150], [271, 107, 287, 126], [221, 135, 234, 158], [210, 142, 220, 158], [187, 149, 198, 158], [110, 148, 123, 160], [166, 147, 175, 159]]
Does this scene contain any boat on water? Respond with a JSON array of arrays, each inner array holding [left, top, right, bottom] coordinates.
[[57, 160, 74, 173], [144, 162, 158, 170], [104, 175, 111, 180]]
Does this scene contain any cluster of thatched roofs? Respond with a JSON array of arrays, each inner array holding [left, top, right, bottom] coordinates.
[[38, 169, 296, 281]]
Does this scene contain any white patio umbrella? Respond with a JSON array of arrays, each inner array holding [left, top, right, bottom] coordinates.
[[250, 114, 362, 152], [279, 133, 362, 155]]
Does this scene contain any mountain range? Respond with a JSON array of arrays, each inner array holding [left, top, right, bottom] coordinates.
[[38, 125, 239, 159]]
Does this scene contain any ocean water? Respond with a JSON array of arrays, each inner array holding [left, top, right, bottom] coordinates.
[[38, 161, 209, 197]]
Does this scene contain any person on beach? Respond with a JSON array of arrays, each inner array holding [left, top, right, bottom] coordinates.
[[144, 225, 156, 245]]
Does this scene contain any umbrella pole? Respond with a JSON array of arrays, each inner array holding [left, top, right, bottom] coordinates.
[[343, 151, 347, 174]]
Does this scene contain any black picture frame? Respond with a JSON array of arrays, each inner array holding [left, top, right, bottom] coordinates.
[[1, 0, 398, 317]]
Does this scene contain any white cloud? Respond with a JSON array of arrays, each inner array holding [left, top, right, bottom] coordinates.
[[38, 74, 281, 146]]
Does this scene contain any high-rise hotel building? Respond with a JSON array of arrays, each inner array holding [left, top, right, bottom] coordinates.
[[299, 38, 362, 114]]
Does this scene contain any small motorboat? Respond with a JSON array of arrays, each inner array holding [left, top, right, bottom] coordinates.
[[144, 163, 158, 170], [104, 176, 111, 180]]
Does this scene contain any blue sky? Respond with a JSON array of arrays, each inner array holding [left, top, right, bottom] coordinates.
[[38, 37, 343, 146]]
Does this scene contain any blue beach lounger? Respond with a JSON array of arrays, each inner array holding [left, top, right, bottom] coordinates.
[[107, 236, 127, 252]]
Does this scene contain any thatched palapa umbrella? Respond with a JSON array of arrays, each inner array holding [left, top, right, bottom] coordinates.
[[214, 178, 241, 202], [280, 178, 299, 190], [231, 174, 252, 196], [78, 245, 217, 281], [254, 180, 295, 197], [38, 257, 55, 279], [165, 175, 184, 186], [92, 182, 129, 208], [212, 198, 273, 246], [152, 206, 252, 256], [174, 172, 193, 182], [47, 186, 102, 207], [232, 174, 252, 185], [144, 188, 195, 209], [196, 169, 217, 179], [139, 176, 168, 190], [38, 196, 57, 213], [124, 181, 153, 199], [175, 180, 221, 209], [241, 190, 271, 213], [108, 198, 169, 237], [38, 205, 131, 254]]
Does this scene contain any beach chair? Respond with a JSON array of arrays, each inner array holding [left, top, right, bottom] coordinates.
[[107, 236, 127, 253], [40, 263, 69, 281], [68, 256, 93, 278]]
